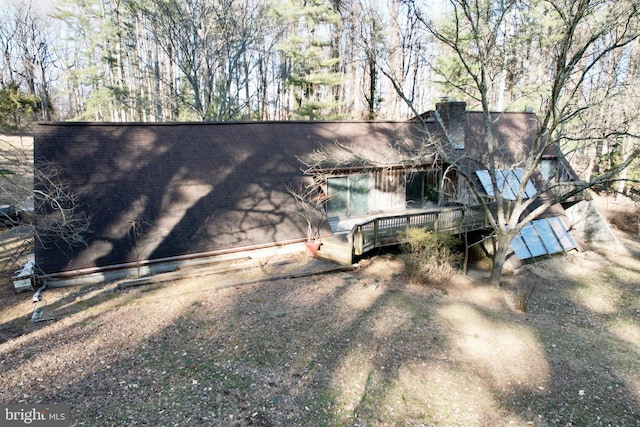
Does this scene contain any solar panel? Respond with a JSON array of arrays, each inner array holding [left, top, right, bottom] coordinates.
[[510, 217, 577, 260], [519, 222, 547, 257], [476, 168, 535, 200], [475, 170, 494, 196], [513, 168, 537, 198], [510, 234, 532, 260], [548, 217, 576, 251], [533, 219, 564, 253], [497, 170, 517, 200]]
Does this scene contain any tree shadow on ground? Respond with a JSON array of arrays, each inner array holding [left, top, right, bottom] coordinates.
[[498, 256, 640, 426], [0, 279, 145, 346], [0, 246, 639, 426]]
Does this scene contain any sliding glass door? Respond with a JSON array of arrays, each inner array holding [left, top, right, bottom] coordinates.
[[326, 174, 370, 217]]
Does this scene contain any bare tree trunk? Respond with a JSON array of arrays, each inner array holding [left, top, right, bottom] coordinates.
[[257, 56, 265, 120], [489, 233, 510, 286], [367, 54, 377, 119], [385, 0, 402, 119], [616, 135, 634, 201], [244, 52, 251, 120]]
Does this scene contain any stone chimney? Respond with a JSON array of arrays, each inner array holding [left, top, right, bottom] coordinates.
[[435, 101, 466, 150]]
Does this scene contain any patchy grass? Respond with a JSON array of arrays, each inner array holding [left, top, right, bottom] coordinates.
[[1, 197, 640, 426]]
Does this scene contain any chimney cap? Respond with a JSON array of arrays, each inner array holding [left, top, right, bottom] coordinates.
[[435, 100, 467, 108]]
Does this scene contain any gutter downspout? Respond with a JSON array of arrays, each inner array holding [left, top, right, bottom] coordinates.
[[31, 283, 47, 321]]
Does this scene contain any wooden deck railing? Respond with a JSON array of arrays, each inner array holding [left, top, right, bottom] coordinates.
[[338, 186, 586, 261], [350, 205, 495, 256]]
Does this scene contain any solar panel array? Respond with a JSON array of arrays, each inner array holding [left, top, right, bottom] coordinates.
[[510, 217, 577, 260], [475, 169, 576, 260], [475, 168, 537, 200]]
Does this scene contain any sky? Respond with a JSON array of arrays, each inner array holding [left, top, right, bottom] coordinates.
[[1, 0, 53, 16]]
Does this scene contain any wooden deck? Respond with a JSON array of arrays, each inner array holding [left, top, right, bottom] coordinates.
[[317, 204, 495, 265], [352, 205, 489, 256], [316, 184, 591, 265]]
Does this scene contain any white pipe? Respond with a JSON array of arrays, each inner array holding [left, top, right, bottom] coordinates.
[[32, 283, 46, 302]]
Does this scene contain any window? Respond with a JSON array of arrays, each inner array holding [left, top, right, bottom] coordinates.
[[405, 170, 440, 207], [538, 160, 557, 181], [326, 174, 370, 217]]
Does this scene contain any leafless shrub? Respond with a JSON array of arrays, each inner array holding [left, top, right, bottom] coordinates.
[[33, 162, 91, 248], [400, 227, 462, 285], [286, 180, 329, 242], [0, 136, 90, 274]]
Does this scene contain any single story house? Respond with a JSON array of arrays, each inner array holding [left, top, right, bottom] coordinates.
[[33, 101, 611, 285]]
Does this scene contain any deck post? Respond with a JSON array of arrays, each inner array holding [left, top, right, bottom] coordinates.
[[373, 220, 379, 248], [348, 232, 354, 264], [355, 226, 362, 255]]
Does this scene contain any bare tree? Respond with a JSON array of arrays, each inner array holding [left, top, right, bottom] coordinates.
[[0, 2, 56, 122], [395, 0, 640, 285], [0, 135, 90, 275]]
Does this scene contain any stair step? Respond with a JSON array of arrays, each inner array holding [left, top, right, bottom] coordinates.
[[316, 235, 353, 265]]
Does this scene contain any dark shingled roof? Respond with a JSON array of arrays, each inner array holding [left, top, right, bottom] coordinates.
[[35, 111, 547, 276], [34, 120, 435, 275]]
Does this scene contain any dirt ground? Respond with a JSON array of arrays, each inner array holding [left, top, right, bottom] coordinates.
[[0, 195, 639, 426]]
